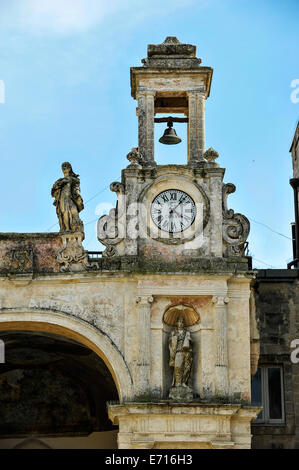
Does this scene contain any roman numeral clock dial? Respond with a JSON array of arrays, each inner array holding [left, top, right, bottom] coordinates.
[[150, 189, 196, 233]]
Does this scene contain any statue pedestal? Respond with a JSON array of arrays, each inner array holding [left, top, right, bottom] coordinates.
[[56, 231, 91, 272], [108, 402, 262, 449], [169, 385, 193, 402]]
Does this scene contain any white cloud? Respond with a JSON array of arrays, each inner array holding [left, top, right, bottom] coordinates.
[[0, 0, 123, 34], [0, 0, 207, 35], [22, 0, 119, 33]]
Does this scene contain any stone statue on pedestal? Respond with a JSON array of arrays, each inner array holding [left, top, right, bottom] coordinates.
[[51, 162, 93, 272], [169, 316, 193, 401], [51, 162, 84, 233]]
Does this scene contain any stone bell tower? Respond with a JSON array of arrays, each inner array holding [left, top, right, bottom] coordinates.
[[130, 36, 212, 167], [97, 37, 261, 449], [0, 37, 262, 450], [98, 36, 250, 263]]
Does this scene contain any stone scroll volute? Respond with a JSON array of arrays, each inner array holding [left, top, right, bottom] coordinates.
[[222, 183, 250, 256], [97, 182, 126, 257]]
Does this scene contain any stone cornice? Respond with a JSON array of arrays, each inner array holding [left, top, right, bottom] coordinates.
[[0, 232, 60, 240], [130, 67, 213, 99]]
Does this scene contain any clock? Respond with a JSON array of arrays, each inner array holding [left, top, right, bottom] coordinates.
[[151, 189, 196, 233]]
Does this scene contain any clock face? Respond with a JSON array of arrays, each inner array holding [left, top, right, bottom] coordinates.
[[151, 189, 196, 233]]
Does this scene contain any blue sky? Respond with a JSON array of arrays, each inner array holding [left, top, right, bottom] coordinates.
[[0, 0, 298, 268]]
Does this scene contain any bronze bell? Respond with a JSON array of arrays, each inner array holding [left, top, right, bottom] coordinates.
[[159, 119, 182, 145]]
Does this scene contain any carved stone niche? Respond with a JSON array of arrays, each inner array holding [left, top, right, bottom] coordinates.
[[56, 232, 94, 272], [163, 304, 200, 402], [222, 183, 250, 256]]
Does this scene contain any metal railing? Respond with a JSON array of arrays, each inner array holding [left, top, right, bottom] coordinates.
[[88, 251, 103, 260]]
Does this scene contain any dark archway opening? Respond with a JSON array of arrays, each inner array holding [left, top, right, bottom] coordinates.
[[0, 331, 119, 447]]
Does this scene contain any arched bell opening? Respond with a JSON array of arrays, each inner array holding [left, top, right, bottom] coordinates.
[[0, 330, 119, 449], [154, 113, 188, 165]]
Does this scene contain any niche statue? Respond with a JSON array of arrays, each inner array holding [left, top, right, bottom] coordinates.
[[169, 316, 193, 401], [51, 162, 84, 233]]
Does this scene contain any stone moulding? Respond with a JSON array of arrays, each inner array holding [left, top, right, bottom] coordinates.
[[0, 253, 251, 276], [108, 402, 262, 449]]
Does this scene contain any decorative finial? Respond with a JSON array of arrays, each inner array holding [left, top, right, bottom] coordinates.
[[203, 147, 219, 164], [162, 37, 181, 45], [126, 148, 143, 168]]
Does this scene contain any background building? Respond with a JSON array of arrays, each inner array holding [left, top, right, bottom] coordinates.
[[250, 120, 299, 449]]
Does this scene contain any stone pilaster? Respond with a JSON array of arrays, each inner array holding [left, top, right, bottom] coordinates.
[[135, 295, 154, 396], [124, 167, 140, 256], [227, 278, 252, 400], [187, 89, 205, 166], [199, 326, 214, 399], [212, 295, 229, 397], [209, 169, 224, 256], [136, 87, 156, 167]]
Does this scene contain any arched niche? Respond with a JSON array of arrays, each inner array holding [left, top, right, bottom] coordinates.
[[162, 304, 201, 398], [163, 304, 200, 327]]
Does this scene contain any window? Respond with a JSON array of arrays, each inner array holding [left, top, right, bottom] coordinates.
[[251, 366, 285, 424]]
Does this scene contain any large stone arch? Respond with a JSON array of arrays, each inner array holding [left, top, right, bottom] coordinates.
[[0, 309, 133, 401]]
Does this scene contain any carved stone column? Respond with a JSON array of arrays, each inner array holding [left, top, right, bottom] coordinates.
[[136, 87, 156, 167], [212, 296, 229, 397], [187, 89, 205, 166], [135, 295, 154, 397]]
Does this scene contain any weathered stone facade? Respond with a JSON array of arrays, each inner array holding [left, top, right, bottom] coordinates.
[[0, 37, 261, 449]]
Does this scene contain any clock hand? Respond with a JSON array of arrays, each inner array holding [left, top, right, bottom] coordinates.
[[172, 208, 181, 218], [172, 206, 192, 224], [172, 202, 181, 212], [172, 197, 188, 212]]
